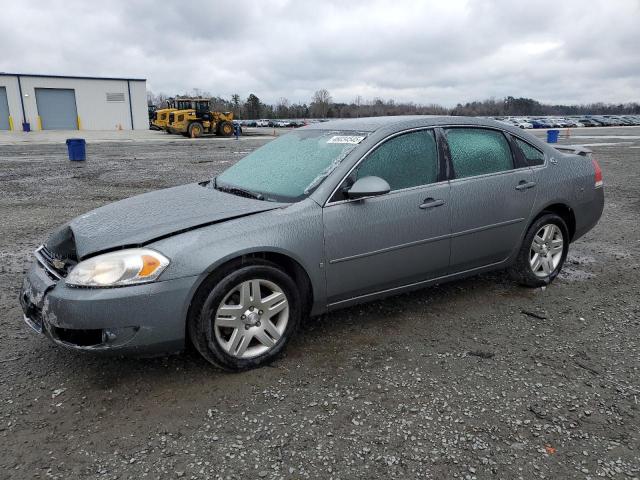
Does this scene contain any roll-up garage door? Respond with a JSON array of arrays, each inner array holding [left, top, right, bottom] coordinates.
[[0, 87, 9, 130], [35, 88, 78, 130]]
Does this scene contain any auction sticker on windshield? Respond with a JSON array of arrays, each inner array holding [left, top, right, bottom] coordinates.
[[327, 135, 366, 144]]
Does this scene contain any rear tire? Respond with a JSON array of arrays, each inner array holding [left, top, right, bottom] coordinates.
[[188, 122, 203, 138], [188, 260, 301, 371], [508, 213, 569, 287]]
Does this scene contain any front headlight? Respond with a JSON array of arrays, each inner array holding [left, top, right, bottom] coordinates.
[[66, 248, 169, 287]]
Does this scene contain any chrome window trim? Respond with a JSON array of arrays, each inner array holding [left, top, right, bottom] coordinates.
[[447, 167, 530, 185], [323, 124, 537, 207]]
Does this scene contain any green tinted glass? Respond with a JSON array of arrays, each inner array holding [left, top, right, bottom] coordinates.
[[356, 130, 438, 190], [217, 130, 367, 201], [515, 138, 545, 166], [446, 128, 514, 178]]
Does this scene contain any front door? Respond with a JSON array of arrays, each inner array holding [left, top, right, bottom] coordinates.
[[323, 129, 451, 304]]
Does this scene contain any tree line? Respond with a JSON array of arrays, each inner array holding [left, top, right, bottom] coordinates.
[[147, 89, 640, 119]]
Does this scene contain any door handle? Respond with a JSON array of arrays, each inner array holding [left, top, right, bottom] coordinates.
[[515, 181, 537, 191], [419, 198, 445, 209]]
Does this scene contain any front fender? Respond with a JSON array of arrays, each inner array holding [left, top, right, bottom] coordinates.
[[149, 199, 327, 314]]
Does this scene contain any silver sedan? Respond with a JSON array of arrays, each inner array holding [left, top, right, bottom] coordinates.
[[21, 116, 604, 370]]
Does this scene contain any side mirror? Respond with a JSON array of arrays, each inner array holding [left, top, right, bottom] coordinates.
[[347, 176, 391, 200]]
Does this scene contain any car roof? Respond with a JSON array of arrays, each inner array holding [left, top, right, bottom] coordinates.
[[303, 115, 510, 133]]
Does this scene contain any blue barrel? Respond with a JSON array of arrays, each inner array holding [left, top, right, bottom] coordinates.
[[546, 129, 560, 143], [22, 122, 31, 132], [66, 138, 86, 161]]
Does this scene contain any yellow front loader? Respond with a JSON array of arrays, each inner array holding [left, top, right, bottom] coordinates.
[[150, 98, 181, 131], [166, 97, 234, 137], [151, 107, 177, 131]]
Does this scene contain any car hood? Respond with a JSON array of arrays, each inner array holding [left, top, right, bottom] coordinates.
[[47, 183, 287, 259]]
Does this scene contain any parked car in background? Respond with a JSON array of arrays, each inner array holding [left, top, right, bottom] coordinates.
[[563, 119, 584, 128], [21, 116, 604, 371], [578, 118, 599, 127], [511, 118, 534, 129], [546, 118, 568, 128], [610, 116, 633, 125], [583, 117, 606, 126], [494, 118, 514, 126], [591, 116, 615, 126], [604, 116, 626, 126], [529, 119, 551, 128], [256, 119, 269, 127]]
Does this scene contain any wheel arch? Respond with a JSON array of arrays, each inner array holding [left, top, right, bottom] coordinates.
[[534, 202, 576, 241], [184, 249, 315, 347]]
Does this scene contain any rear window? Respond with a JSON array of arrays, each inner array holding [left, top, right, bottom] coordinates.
[[445, 128, 514, 178], [514, 138, 545, 166]]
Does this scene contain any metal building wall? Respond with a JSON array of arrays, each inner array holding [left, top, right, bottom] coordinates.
[[0, 74, 148, 131]]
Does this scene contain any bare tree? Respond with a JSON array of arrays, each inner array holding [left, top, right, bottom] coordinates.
[[353, 95, 363, 117], [276, 97, 290, 119], [231, 94, 241, 117], [147, 91, 170, 107], [311, 89, 332, 118]]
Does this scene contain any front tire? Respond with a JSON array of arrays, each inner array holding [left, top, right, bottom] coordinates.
[[509, 213, 569, 287], [218, 121, 234, 137], [188, 261, 301, 371]]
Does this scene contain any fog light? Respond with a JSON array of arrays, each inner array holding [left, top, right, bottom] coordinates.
[[100, 327, 139, 346]]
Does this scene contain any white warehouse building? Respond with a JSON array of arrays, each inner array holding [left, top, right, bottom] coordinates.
[[0, 73, 148, 131]]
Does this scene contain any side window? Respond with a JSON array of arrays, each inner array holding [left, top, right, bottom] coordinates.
[[445, 128, 514, 178], [355, 130, 439, 191], [515, 137, 545, 166]]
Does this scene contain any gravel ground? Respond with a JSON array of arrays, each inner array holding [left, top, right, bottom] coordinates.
[[0, 128, 638, 479]]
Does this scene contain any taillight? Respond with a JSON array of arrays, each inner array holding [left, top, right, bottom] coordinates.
[[592, 158, 603, 188]]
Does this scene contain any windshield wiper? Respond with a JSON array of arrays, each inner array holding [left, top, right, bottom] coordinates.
[[213, 178, 265, 201]]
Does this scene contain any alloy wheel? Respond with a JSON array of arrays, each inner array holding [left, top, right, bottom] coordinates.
[[213, 279, 289, 359], [529, 224, 564, 277]]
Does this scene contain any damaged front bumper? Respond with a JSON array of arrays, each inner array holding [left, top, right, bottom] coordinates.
[[20, 257, 197, 355]]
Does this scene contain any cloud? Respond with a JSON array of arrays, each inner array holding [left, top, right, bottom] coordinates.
[[1, 0, 639, 106]]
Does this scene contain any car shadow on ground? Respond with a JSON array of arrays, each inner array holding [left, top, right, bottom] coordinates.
[[35, 269, 534, 392]]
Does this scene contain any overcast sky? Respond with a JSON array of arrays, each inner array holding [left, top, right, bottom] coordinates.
[[2, 0, 639, 106]]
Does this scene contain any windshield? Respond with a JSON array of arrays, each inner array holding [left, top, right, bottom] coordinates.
[[215, 130, 368, 202]]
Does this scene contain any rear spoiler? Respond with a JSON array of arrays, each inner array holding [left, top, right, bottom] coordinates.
[[554, 145, 592, 157]]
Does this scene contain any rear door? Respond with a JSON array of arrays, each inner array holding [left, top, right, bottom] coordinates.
[[323, 129, 451, 304], [35, 88, 78, 130], [444, 127, 537, 272]]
